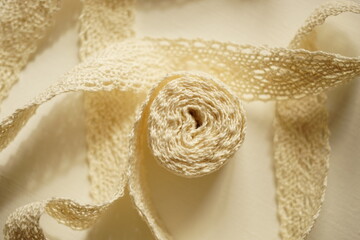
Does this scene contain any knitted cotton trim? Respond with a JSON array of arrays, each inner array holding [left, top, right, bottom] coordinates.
[[1, 1, 360, 240]]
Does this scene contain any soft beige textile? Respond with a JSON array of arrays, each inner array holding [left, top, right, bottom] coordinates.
[[79, 0, 136, 205], [275, 2, 360, 239], [1, 0, 360, 240], [0, 0, 61, 103]]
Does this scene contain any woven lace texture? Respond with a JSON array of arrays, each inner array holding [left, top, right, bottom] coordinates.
[[1, 0, 360, 240], [274, 2, 360, 239], [0, 0, 60, 103], [79, 0, 136, 205]]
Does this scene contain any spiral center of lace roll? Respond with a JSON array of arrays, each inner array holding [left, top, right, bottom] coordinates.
[[147, 73, 246, 177]]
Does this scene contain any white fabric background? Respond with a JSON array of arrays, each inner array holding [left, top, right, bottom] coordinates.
[[0, 0, 359, 239]]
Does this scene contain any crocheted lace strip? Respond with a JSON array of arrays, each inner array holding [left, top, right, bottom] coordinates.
[[0, 38, 358, 150], [47, 38, 360, 100], [78, 0, 135, 60], [2, 1, 360, 239], [1, 38, 360, 239], [79, 0, 136, 204], [0, 0, 60, 103], [4, 202, 47, 240], [275, 1, 360, 240]]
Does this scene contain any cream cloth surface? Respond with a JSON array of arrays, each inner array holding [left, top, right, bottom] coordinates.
[[1, 0, 360, 240]]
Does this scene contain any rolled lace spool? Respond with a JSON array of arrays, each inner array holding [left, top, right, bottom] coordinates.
[[128, 71, 247, 239], [142, 72, 246, 177]]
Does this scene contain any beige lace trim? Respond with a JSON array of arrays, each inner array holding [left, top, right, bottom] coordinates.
[[275, 3, 360, 239], [0, 0, 61, 103], [2, 1, 360, 240], [79, 0, 136, 205]]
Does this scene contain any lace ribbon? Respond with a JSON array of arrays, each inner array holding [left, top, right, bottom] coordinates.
[[1, 0, 360, 239], [0, 0, 61, 103], [275, 3, 360, 239]]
